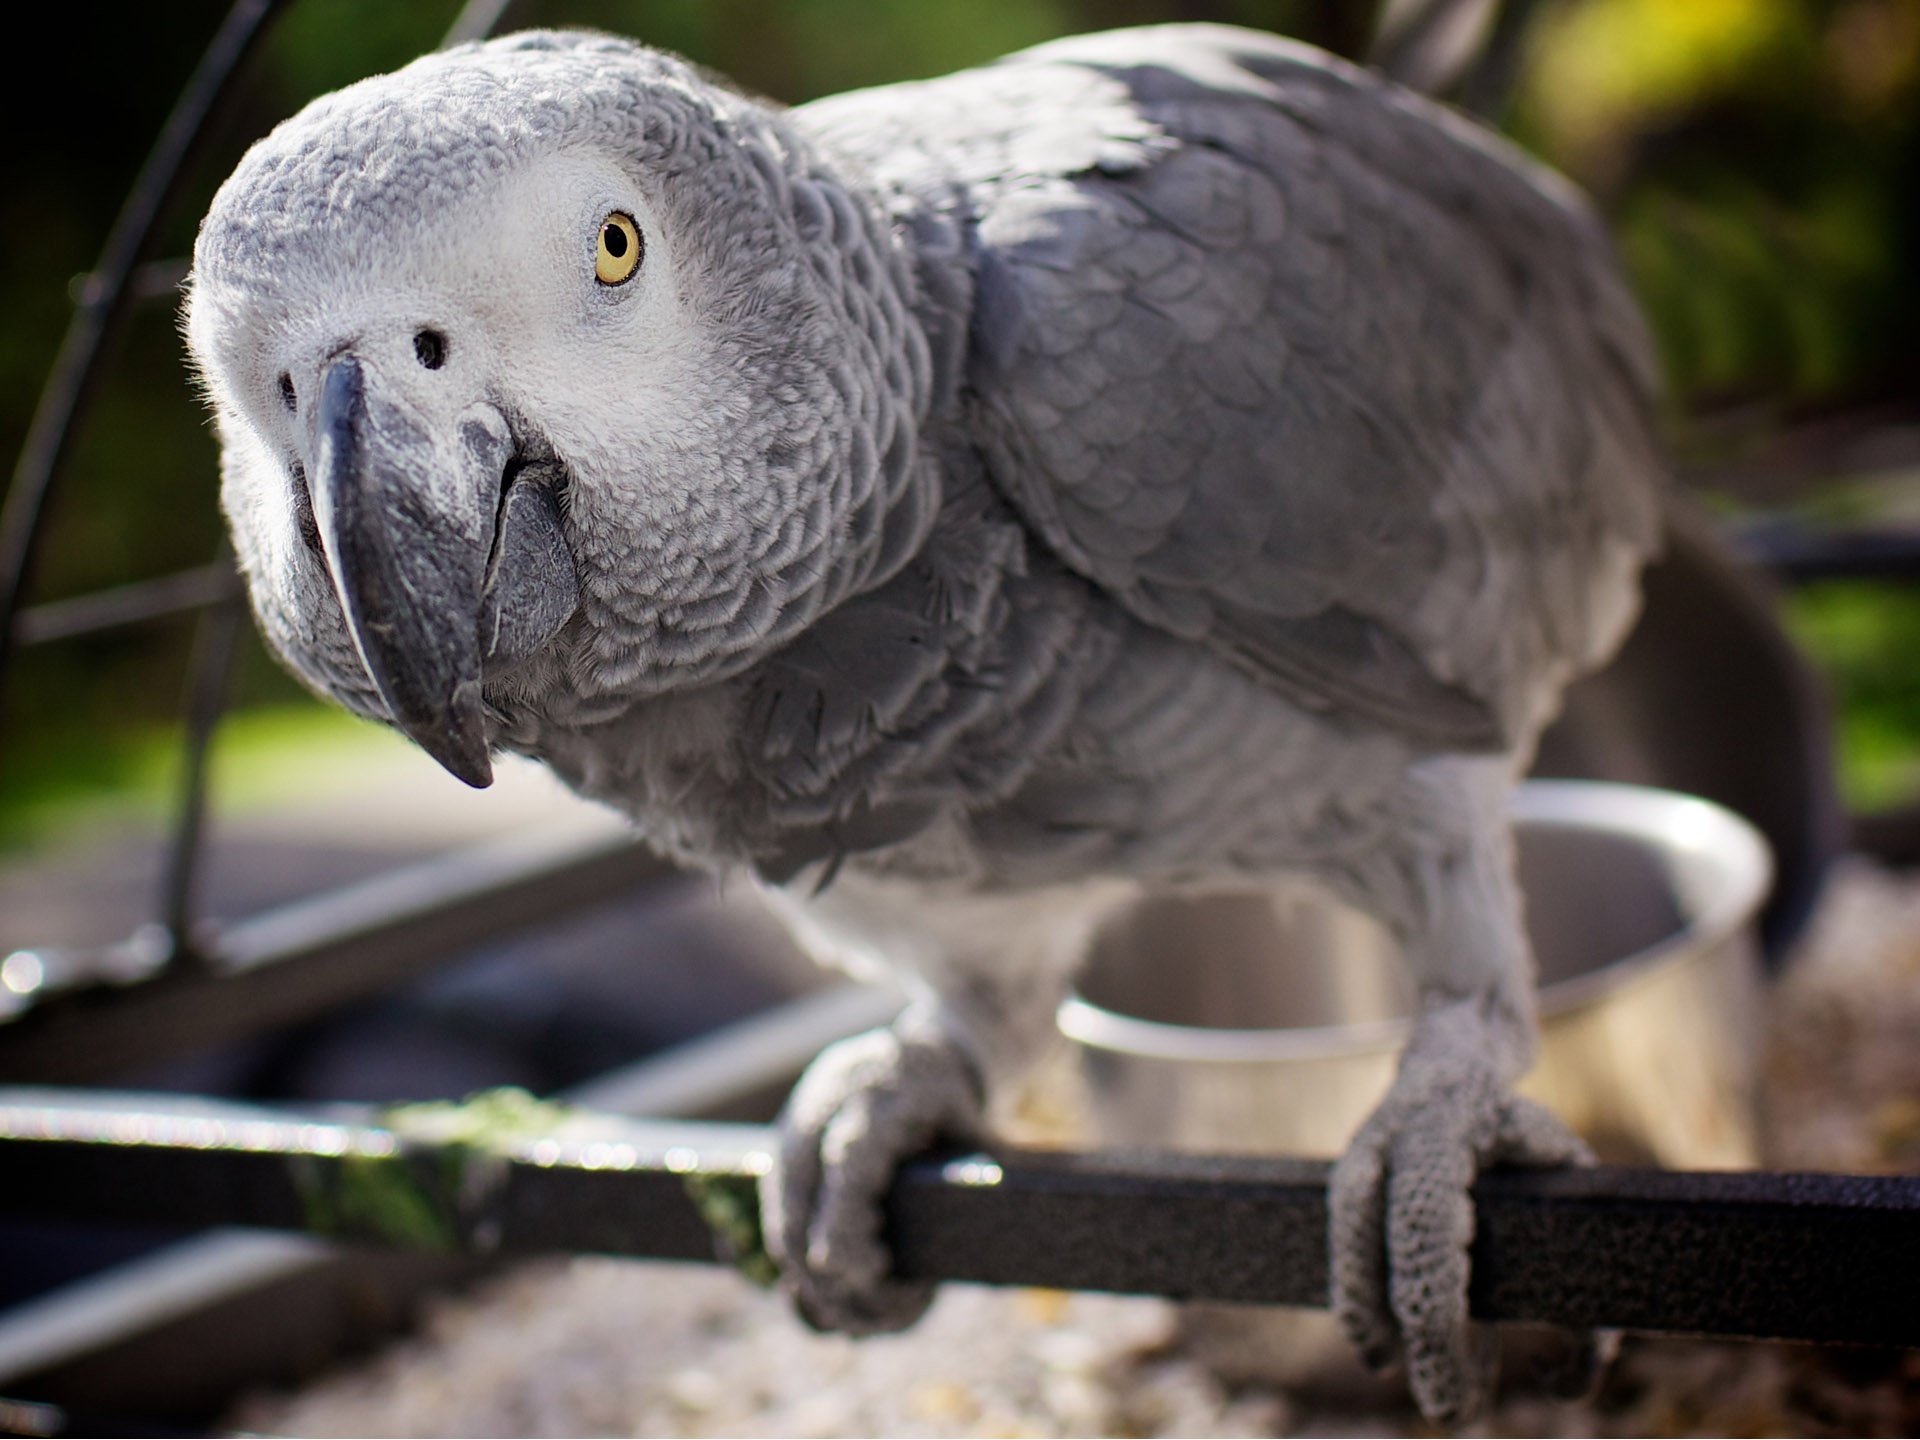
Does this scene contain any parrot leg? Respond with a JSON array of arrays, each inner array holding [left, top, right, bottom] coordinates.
[[759, 873, 1129, 1334], [763, 1004, 982, 1332], [1323, 757, 1595, 1424], [1328, 996, 1592, 1421]]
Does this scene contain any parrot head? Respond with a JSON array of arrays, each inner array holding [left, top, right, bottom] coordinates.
[[187, 32, 931, 787]]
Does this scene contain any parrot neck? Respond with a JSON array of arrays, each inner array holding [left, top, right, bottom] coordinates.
[[490, 104, 958, 718], [488, 114, 1129, 871], [496, 460, 1126, 884]]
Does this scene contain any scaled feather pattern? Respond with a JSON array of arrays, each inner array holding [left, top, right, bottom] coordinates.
[[188, 24, 1663, 1423]]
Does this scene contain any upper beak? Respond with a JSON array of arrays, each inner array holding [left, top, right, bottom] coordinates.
[[309, 352, 578, 788]]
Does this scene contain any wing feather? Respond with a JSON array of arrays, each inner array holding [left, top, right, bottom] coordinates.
[[798, 24, 1663, 751]]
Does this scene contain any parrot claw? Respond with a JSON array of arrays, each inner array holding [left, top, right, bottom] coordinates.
[[1327, 996, 1593, 1426], [762, 1008, 984, 1334]]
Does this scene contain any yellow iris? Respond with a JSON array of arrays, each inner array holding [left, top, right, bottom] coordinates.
[[596, 212, 642, 285]]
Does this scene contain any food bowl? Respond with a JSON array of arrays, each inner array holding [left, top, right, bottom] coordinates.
[[1059, 780, 1773, 1169]]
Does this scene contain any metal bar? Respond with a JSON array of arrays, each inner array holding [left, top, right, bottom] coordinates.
[[67, 258, 193, 309], [442, 0, 522, 47], [157, 570, 246, 964], [9, 562, 242, 647], [1367, 0, 1498, 95], [1679, 408, 1920, 507], [1455, 0, 1550, 118], [0, 827, 677, 1083], [567, 982, 905, 1118], [0, 0, 289, 691], [0, 981, 889, 1390], [1363, 0, 1545, 114], [0, 1088, 1915, 1347], [1737, 523, 1920, 584], [0, 1231, 330, 1388], [902, 1155, 1920, 1348]]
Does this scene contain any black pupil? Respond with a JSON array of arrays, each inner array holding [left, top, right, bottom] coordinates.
[[603, 223, 629, 259]]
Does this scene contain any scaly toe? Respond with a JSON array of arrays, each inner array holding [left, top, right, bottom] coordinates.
[[763, 1012, 982, 1336], [1329, 1123, 1401, 1371]]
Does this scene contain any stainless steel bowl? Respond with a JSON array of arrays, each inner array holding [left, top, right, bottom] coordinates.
[[1059, 780, 1773, 1169], [1533, 501, 1838, 963]]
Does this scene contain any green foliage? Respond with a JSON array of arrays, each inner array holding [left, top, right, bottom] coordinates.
[[1784, 582, 1920, 810], [1514, 0, 1920, 410], [295, 1088, 581, 1253], [292, 1148, 461, 1251], [0, 685, 397, 854], [559, 0, 1074, 100], [684, 1169, 780, 1287], [1518, 0, 1816, 170], [1616, 168, 1896, 404], [556, 0, 1327, 101], [380, 1085, 581, 1152], [259, 1, 464, 101]]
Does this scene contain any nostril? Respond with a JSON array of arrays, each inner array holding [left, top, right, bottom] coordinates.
[[278, 372, 297, 413], [414, 330, 448, 370]]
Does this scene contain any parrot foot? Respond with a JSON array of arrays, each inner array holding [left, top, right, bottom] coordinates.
[[762, 1007, 983, 1334], [1327, 995, 1591, 1426]]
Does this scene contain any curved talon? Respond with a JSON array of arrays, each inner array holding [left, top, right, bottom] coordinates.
[[763, 1011, 983, 1335], [1490, 1093, 1593, 1168], [1329, 1007, 1595, 1426], [1329, 1112, 1399, 1371]]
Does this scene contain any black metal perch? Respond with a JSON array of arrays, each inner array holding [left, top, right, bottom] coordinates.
[[2, 1086, 1916, 1351]]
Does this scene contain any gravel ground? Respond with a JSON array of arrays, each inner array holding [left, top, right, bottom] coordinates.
[[233, 860, 1920, 1438]]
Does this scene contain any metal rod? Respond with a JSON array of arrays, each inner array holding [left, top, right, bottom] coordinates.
[[442, 0, 520, 48], [1, 1087, 1916, 1347], [1455, 0, 1551, 119], [0, 1230, 332, 1389], [67, 257, 194, 308], [567, 983, 904, 1119], [1737, 524, 1920, 585], [9, 562, 243, 647], [1680, 408, 1920, 507], [0, 827, 678, 1083], [0, 0, 289, 693], [0, 983, 893, 1390], [1368, 0, 1498, 94], [157, 565, 247, 965]]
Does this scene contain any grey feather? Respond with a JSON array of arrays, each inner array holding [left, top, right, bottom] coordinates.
[[824, 27, 1662, 751], [187, 25, 1666, 1421]]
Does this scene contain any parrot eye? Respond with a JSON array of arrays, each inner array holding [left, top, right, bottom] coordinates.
[[595, 212, 643, 286]]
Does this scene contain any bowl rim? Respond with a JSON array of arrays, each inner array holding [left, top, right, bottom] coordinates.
[[1056, 779, 1774, 1064]]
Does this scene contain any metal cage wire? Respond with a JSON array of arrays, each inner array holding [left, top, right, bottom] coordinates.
[[0, 0, 518, 969]]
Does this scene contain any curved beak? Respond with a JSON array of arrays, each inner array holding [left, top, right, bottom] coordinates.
[[309, 353, 578, 789]]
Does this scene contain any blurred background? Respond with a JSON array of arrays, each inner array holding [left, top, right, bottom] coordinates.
[[4, 0, 1920, 856], [4, 1, 1920, 1430]]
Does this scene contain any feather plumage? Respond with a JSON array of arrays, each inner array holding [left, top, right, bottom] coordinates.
[[188, 26, 1666, 1422]]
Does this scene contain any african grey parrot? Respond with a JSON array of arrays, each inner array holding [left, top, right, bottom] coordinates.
[[186, 24, 1662, 1422]]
